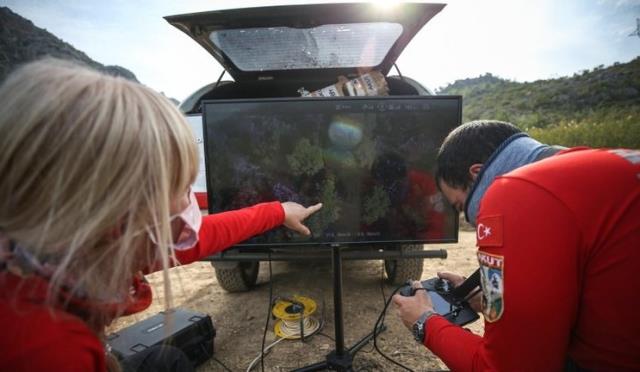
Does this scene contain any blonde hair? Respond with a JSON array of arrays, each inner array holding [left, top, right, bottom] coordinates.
[[0, 59, 198, 325]]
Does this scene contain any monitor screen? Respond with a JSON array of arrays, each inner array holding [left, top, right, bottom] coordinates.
[[202, 96, 461, 247]]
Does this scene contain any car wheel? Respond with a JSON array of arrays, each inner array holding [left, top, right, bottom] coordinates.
[[211, 260, 260, 292], [384, 244, 424, 285]]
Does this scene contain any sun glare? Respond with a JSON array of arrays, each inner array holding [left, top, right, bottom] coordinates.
[[370, 0, 400, 11]]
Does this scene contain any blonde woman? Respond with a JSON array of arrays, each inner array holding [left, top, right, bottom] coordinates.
[[0, 59, 322, 371]]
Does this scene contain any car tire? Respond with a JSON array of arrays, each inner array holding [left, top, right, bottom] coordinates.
[[211, 261, 260, 292], [384, 244, 424, 285]]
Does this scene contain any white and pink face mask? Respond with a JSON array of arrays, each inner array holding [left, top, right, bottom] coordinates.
[[148, 189, 202, 251], [171, 189, 202, 250]]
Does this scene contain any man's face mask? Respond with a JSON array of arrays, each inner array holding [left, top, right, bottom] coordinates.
[[148, 189, 202, 250]]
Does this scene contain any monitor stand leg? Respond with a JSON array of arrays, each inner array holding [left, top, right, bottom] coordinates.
[[293, 245, 386, 372]]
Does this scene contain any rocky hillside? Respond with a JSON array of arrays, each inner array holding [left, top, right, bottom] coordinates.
[[438, 58, 640, 129], [437, 58, 640, 148], [0, 6, 138, 82]]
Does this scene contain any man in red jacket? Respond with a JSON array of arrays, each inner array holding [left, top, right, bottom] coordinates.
[[394, 120, 640, 371]]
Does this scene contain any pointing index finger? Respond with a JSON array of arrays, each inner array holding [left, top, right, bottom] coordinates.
[[307, 203, 323, 215]]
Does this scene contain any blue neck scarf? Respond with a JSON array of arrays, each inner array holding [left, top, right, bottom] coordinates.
[[464, 133, 550, 226]]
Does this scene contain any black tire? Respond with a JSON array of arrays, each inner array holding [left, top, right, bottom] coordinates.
[[384, 244, 424, 285], [211, 261, 260, 292]]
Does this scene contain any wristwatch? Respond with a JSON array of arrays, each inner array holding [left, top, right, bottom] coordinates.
[[412, 310, 436, 343]]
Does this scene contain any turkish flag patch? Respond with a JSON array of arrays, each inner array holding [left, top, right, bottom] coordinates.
[[476, 215, 503, 247]]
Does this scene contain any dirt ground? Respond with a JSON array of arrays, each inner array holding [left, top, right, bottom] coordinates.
[[109, 228, 482, 372]]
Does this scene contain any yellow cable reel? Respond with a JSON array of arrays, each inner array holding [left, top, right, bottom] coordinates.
[[272, 295, 319, 339]]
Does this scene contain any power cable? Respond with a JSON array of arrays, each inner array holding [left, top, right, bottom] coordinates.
[[255, 254, 326, 371], [247, 338, 285, 372], [260, 252, 273, 372], [372, 285, 414, 371], [212, 356, 232, 372]]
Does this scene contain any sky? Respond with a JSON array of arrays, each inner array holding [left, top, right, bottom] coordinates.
[[3, 0, 640, 102]]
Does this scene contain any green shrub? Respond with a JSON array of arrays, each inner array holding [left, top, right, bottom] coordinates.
[[526, 106, 640, 149]]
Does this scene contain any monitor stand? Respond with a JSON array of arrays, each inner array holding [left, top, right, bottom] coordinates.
[[293, 244, 386, 372]]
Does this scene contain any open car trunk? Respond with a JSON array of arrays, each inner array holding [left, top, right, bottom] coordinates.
[[167, 2, 444, 113], [165, 3, 454, 292], [181, 75, 432, 114], [165, 3, 445, 82]]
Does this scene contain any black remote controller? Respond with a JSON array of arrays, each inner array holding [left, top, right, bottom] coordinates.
[[397, 277, 479, 326], [398, 277, 452, 298]]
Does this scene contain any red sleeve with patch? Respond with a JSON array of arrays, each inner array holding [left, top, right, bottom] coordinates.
[[424, 178, 580, 371], [173, 201, 284, 264]]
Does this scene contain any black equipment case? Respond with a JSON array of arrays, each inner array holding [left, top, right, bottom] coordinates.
[[106, 308, 215, 367]]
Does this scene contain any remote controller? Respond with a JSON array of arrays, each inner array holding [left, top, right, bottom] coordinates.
[[399, 277, 453, 298], [397, 277, 479, 326]]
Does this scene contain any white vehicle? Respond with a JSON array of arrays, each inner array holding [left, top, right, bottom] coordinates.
[[167, 2, 453, 292]]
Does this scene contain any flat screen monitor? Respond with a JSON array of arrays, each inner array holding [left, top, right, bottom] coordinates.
[[202, 96, 461, 247]]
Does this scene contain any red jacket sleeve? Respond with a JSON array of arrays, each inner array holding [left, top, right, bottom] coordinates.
[[173, 201, 284, 264], [425, 177, 581, 371]]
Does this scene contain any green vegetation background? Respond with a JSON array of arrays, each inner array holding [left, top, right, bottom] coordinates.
[[438, 57, 640, 149]]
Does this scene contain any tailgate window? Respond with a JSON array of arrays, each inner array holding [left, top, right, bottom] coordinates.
[[210, 22, 402, 71]]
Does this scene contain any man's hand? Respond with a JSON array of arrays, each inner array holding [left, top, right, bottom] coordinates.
[[438, 271, 483, 313], [281, 202, 323, 236], [392, 281, 435, 330]]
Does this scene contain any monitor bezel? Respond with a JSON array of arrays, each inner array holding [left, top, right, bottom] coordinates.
[[202, 95, 461, 248]]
